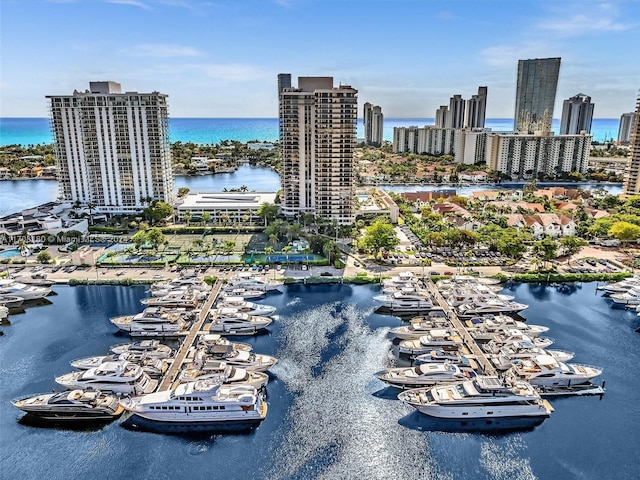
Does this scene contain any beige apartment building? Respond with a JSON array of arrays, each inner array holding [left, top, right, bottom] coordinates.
[[622, 96, 640, 196]]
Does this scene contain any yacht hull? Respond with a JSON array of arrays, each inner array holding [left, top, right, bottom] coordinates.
[[122, 413, 264, 433]]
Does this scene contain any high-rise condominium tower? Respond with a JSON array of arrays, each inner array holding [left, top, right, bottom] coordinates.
[[47, 81, 174, 214], [278, 75, 358, 224], [435, 106, 448, 128], [446, 94, 465, 129], [514, 57, 561, 133], [363, 102, 384, 147], [560, 93, 594, 135], [623, 96, 640, 196], [465, 86, 488, 128], [618, 112, 637, 144]]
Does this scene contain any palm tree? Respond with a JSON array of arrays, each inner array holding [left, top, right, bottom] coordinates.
[[86, 202, 96, 225], [202, 211, 211, 226]]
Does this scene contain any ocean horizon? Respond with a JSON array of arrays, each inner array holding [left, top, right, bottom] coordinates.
[[0, 117, 621, 147]]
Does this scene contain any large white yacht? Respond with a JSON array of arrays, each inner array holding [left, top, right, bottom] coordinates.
[[488, 341, 575, 371], [226, 272, 283, 291], [456, 299, 529, 317], [127, 318, 191, 338], [465, 316, 549, 341], [609, 286, 640, 306], [481, 332, 554, 353], [12, 389, 124, 422], [376, 361, 476, 389], [373, 291, 434, 312], [221, 287, 266, 300], [110, 340, 174, 359], [597, 277, 640, 294], [177, 361, 269, 390], [389, 317, 451, 340], [205, 311, 273, 336], [444, 290, 514, 307], [70, 352, 168, 378], [0, 278, 51, 301], [55, 361, 158, 395], [190, 345, 277, 372], [210, 301, 276, 317], [398, 329, 464, 356], [110, 307, 197, 333], [505, 354, 602, 387], [196, 333, 253, 352], [119, 379, 268, 433], [398, 376, 553, 419], [382, 271, 419, 290], [141, 290, 204, 308]]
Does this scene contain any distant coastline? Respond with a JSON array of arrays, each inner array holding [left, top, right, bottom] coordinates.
[[0, 117, 622, 147]]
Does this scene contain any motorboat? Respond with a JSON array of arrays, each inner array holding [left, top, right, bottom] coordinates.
[[389, 317, 451, 340], [110, 340, 174, 359], [481, 331, 554, 353], [221, 287, 266, 300], [0, 279, 51, 301], [398, 329, 464, 356], [609, 286, 640, 306], [150, 277, 209, 292], [177, 361, 269, 389], [597, 277, 640, 294], [0, 305, 7, 321], [398, 376, 553, 419], [382, 271, 419, 290], [444, 291, 514, 307], [150, 285, 207, 298], [196, 333, 253, 352], [70, 353, 169, 378], [205, 311, 272, 336], [0, 294, 24, 308], [488, 341, 575, 371], [55, 361, 158, 395], [505, 354, 602, 387], [214, 296, 277, 316], [128, 318, 191, 338], [11, 389, 124, 422], [373, 291, 434, 312], [376, 361, 476, 389], [110, 307, 197, 332], [119, 379, 267, 433], [141, 290, 203, 308], [190, 345, 277, 372], [414, 349, 474, 366], [465, 316, 549, 340], [455, 299, 529, 317], [226, 273, 283, 291]]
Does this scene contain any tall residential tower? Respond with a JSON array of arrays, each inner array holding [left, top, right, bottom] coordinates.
[[278, 75, 358, 224], [560, 93, 594, 134], [47, 81, 174, 214], [514, 57, 561, 133], [623, 96, 640, 196], [363, 102, 384, 147], [465, 86, 488, 129], [618, 112, 637, 144]]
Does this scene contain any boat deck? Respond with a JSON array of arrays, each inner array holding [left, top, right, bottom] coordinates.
[[156, 281, 221, 391], [424, 279, 498, 377]]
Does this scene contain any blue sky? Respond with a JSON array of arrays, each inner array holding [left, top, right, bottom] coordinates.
[[1, 0, 638, 118]]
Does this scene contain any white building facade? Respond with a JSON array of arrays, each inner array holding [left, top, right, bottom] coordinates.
[[363, 102, 384, 147], [278, 75, 358, 224], [623, 96, 640, 196], [47, 81, 175, 215], [393, 126, 457, 155], [559, 93, 594, 135]]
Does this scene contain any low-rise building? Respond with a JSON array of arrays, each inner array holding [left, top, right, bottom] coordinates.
[[0, 202, 89, 243], [175, 192, 277, 225]]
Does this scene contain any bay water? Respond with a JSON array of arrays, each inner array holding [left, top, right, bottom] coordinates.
[[0, 282, 638, 479]]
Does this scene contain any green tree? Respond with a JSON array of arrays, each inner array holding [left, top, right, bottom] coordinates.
[[177, 187, 190, 198], [559, 236, 588, 263], [608, 221, 640, 244], [144, 201, 173, 224], [532, 237, 558, 269], [322, 239, 339, 265], [145, 227, 166, 251], [223, 240, 236, 255], [257, 202, 279, 226], [201, 211, 211, 225], [359, 219, 399, 254], [36, 251, 52, 264]]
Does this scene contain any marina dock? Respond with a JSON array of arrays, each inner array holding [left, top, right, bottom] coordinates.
[[156, 280, 221, 391], [424, 279, 498, 377]]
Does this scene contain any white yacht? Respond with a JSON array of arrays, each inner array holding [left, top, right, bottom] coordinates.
[[0, 294, 24, 308], [444, 290, 514, 307], [0, 279, 51, 301], [206, 311, 272, 336], [465, 316, 549, 341], [128, 318, 191, 337], [597, 277, 640, 294], [221, 288, 266, 300], [191, 345, 277, 372], [150, 277, 208, 293], [382, 271, 419, 290], [505, 354, 602, 387], [226, 272, 283, 291], [398, 376, 553, 419], [488, 341, 574, 371], [373, 291, 434, 312], [177, 361, 269, 389], [481, 331, 554, 353], [215, 296, 276, 316], [110, 340, 174, 359], [0, 305, 7, 321], [12, 389, 124, 422], [389, 317, 451, 340], [609, 286, 640, 306], [119, 379, 267, 433], [456, 299, 529, 317], [70, 353, 168, 378], [414, 350, 475, 367], [141, 290, 204, 308], [376, 361, 476, 389], [55, 361, 158, 395], [110, 307, 197, 332], [398, 329, 464, 356]]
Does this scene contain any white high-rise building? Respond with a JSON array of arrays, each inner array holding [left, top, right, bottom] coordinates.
[[446, 94, 465, 129], [278, 75, 358, 224], [618, 112, 637, 144], [560, 93, 594, 135], [393, 126, 457, 155], [435, 106, 448, 128], [623, 96, 640, 196], [47, 81, 174, 215], [363, 102, 384, 147]]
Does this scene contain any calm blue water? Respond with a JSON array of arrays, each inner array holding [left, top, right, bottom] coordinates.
[[0, 283, 638, 479], [0, 117, 621, 146]]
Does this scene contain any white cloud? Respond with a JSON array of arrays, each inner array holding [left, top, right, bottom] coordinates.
[[104, 0, 151, 9], [538, 2, 637, 36], [480, 43, 549, 67], [126, 44, 204, 58]]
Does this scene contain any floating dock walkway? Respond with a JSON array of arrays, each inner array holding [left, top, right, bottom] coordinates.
[[424, 279, 498, 377], [157, 280, 221, 391]]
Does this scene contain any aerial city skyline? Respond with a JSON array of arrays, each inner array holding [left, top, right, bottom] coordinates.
[[1, 1, 638, 119]]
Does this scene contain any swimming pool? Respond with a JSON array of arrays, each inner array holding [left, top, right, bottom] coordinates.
[[0, 249, 21, 258]]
